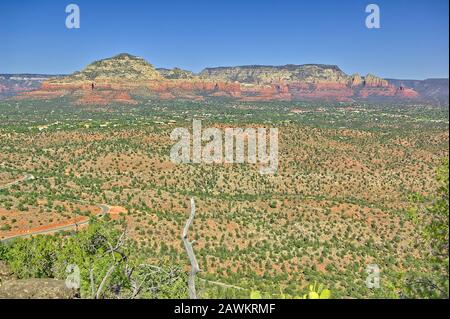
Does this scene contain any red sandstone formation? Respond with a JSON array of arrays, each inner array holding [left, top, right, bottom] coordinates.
[[6, 53, 425, 104], [17, 70, 420, 105], [13, 53, 422, 104], [19, 77, 421, 104]]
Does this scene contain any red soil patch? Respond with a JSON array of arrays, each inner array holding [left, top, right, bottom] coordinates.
[[108, 206, 127, 220]]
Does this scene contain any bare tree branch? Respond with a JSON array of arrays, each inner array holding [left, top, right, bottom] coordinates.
[[182, 197, 200, 299], [95, 260, 122, 299]]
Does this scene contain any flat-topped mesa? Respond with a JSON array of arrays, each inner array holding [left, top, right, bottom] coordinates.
[[199, 64, 351, 85]]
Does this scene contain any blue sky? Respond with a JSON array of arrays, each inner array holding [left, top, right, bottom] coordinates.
[[0, 0, 448, 79]]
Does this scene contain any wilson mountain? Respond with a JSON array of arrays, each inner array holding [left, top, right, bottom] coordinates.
[[4, 53, 448, 104]]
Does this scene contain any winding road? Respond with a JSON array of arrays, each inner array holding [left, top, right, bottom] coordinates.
[[0, 174, 111, 243]]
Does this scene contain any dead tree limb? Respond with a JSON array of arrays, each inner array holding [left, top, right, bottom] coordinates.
[[95, 260, 122, 299], [93, 226, 128, 299], [182, 197, 200, 299]]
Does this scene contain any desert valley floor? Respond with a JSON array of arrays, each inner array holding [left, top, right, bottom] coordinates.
[[0, 98, 448, 298]]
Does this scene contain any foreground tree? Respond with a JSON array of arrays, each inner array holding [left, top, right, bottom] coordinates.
[[1, 218, 187, 299]]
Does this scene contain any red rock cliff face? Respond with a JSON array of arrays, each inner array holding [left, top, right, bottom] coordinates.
[[18, 73, 421, 104], [21, 79, 244, 104], [20, 77, 420, 104]]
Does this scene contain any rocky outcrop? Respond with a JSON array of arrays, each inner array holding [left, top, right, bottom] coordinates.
[[0, 261, 14, 283], [14, 53, 428, 104], [350, 74, 362, 86], [59, 53, 161, 82], [363, 74, 389, 87], [0, 261, 78, 299], [0, 278, 78, 299]]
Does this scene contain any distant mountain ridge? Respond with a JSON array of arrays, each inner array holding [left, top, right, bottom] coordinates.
[[4, 53, 448, 104], [387, 78, 449, 104], [0, 74, 62, 99]]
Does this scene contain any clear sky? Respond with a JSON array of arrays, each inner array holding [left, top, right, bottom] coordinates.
[[0, 0, 448, 79]]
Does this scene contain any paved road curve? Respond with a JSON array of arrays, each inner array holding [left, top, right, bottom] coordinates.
[[1, 174, 111, 243], [0, 204, 110, 243]]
